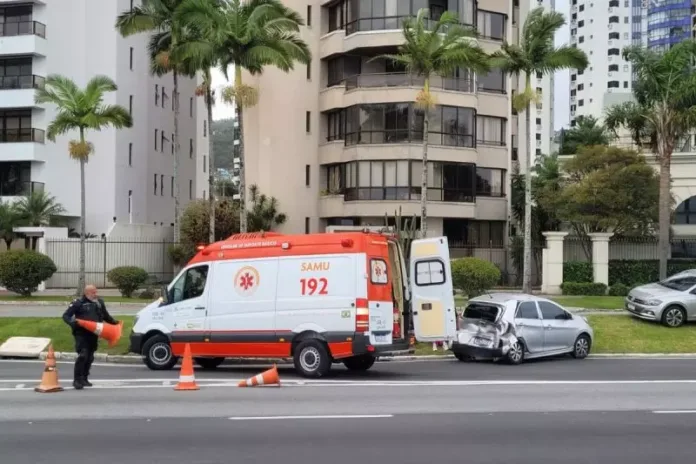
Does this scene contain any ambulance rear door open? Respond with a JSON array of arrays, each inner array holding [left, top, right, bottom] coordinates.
[[409, 237, 457, 343]]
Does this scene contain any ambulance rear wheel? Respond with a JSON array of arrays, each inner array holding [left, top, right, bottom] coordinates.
[[142, 335, 178, 371], [294, 340, 332, 378], [194, 357, 225, 370], [343, 355, 376, 371]]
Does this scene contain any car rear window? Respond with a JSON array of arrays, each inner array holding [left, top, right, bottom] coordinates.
[[462, 303, 500, 323]]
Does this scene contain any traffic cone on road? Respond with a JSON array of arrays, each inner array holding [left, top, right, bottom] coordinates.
[[34, 344, 63, 393], [75, 319, 123, 348], [174, 343, 199, 391], [238, 364, 280, 388]]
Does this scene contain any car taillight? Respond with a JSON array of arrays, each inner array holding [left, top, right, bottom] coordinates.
[[393, 306, 401, 339], [356, 298, 369, 333]]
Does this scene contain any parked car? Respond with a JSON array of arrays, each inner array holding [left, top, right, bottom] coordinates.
[[451, 293, 594, 365], [625, 270, 696, 328]]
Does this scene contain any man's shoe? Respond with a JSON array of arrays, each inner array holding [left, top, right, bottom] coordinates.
[[72, 380, 84, 390], [82, 378, 93, 387]]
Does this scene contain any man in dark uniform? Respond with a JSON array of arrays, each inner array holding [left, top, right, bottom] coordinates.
[[62, 285, 119, 390]]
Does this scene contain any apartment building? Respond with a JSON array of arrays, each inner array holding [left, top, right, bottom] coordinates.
[[242, 0, 521, 248], [0, 0, 206, 238]]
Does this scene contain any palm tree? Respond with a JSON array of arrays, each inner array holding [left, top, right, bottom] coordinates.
[[559, 115, 610, 155], [490, 7, 588, 293], [15, 190, 66, 249], [35, 75, 132, 293], [247, 184, 286, 232], [0, 200, 22, 250], [375, 8, 489, 238], [195, 69, 217, 244], [604, 40, 696, 279], [178, 0, 311, 233], [116, 0, 193, 243]]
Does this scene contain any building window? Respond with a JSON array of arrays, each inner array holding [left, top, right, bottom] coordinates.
[[128, 143, 132, 167], [155, 84, 159, 105], [306, 111, 311, 133], [306, 5, 311, 26], [171, 133, 174, 154], [477, 69, 506, 93], [608, 64, 619, 72], [189, 179, 193, 200], [160, 174, 164, 196], [609, 32, 619, 40], [154, 174, 158, 195], [305, 217, 310, 234], [608, 48, 620, 56], [154, 129, 158, 150], [161, 86, 166, 108], [129, 47, 134, 70], [327, 110, 346, 141], [476, 10, 506, 41], [608, 80, 620, 88], [476, 116, 506, 146], [624, 81, 629, 88], [128, 190, 132, 214], [129, 95, 133, 116], [609, 16, 619, 24], [161, 131, 165, 152], [171, 177, 174, 197], [190, 97, 193, 117], [203, 155, 207, 173], [203, 119, 207, 137], [306, 60, 311, 80], [305, 164, 310, 186], [443, 219, 506, 248], [189, 138, 193, 158], [476, 167, 505, 197]]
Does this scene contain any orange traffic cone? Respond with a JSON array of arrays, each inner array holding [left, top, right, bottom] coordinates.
[[238, 364, 281, 388], [75, 319, 123, 348], [35, 344, 64, 393], [174, 343, 199, 391]]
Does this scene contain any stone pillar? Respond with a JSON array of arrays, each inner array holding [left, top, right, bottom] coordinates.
[[588, 232, 614, 286], [37, 237, 47, 292], [541, 232, 568, 295]]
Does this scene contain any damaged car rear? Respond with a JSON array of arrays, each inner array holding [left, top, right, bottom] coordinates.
[[451, 294, 594, 365]]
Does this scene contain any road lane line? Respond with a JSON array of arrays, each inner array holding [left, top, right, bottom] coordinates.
[[228, 415, 393, 421], [14, 384, 24, 389], [653, 410, 696, 414]]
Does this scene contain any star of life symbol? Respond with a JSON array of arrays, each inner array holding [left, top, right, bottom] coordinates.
[[234, 266, 260, 296]]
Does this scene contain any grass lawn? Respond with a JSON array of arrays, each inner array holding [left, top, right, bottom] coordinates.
[[0, 295, 152, 304], [454, 295, 624, 310], [0, 316, 135, 355]]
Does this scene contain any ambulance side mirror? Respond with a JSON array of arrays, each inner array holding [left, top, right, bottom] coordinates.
[[159, 285, 170, 306]]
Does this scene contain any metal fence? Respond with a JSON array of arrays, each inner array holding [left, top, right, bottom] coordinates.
[[564, 236, 696, 262], [44, 238, 177, 289]]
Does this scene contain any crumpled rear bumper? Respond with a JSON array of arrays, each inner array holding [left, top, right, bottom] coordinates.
[[451, 331, 519, 359]]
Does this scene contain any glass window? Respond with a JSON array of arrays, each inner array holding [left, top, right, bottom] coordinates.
[[476, 168, 505, 197], [515, 301, 539, 319], [477, 69, 505, 93], [538, 301, 568, 320], [476, 116, 505, 146], [170, 265, 209, 303], [463, 303, 500, 322], [415, 260, 445, 286], [477, 10, 505, 40]]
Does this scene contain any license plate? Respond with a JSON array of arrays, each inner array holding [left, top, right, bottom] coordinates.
[[374, 334, 390, 343], [473, 337, 491, 346], [627, 303, 635, 310]]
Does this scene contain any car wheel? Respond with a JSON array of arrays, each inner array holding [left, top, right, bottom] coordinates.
[[662, 306, 686, 328], [194, 357, 225, 370], [454, 352, 473, 362], [572, 334, 591, 359], [142, 335, 178, 371], [505, 341, 524, 365], [343, 355, 376, 371], [293, 339, 332, 378]]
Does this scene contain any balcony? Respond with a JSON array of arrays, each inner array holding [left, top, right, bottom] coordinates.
[[0, 21, 47, 56], [0, 75, 44, 108], [0, 128, 44, 143], [319, 193, 477, 219], [0, 128, 46, 162], [0, 180, 43, 197]]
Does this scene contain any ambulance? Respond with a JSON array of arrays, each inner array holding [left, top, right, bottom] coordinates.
[[129, 231, 457, 378]]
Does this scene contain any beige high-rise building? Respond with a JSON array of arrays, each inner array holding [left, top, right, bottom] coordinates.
[[243, 0, 519, 248]]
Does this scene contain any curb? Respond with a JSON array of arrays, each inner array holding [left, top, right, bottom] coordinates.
[[0, 300, 147, 308]]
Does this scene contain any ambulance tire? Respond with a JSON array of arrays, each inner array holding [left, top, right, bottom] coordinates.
[[142, 335, 178, 371], [293, 339, 332, 378], [194, 357, 225, 370], [342, 355, 376, 371]]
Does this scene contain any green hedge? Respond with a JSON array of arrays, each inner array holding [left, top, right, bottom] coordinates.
[[563, 259, 696, 287], [608, 283, 629, 296], [561, 282, 607, 296], [563, 262, 593, 283]]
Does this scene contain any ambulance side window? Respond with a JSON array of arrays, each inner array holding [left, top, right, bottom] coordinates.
[[170, 265, 209, 303], [414, 260, 445, 286]]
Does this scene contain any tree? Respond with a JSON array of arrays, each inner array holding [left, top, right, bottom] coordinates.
[[490, 7, 588, 293], [15, 190, 65, 227], [178, 0, 311, 233], [558, 116, 610, 155], [35, 75, 131, 292], [247, 184, 286, 232], [604, 40, 696, 279], [194, 69, 217, 244], [0, 200, 21, 249], [179, 198, 240, 260], [376, 8, 489, 238], [116, 0, 193, 243]]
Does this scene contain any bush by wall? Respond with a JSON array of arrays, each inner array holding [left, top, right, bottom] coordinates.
[[451, 257, 501, 298], [0, 250, 57, 296], [560, 282, 607, 296], [563, 261, 593, 283], [608, 283, 629, 296], [608, 259, 696, 287], [107, 266, 149, 298]]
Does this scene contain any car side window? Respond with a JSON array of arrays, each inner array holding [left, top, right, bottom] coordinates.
[[170, 265, 209, 303], [538, 301, 568, 320], [515, 301, 539, 319]]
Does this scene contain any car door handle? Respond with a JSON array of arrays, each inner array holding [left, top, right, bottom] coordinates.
[[194, 306, 205, 310]]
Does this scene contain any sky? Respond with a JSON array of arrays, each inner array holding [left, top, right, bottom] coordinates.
[[212, 0, 572, 131]]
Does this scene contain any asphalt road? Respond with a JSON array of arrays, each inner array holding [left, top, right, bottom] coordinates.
[[2, 411, 696, 464]]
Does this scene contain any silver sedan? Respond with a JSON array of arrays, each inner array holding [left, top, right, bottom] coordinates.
[[451, 293, 594, 365], [625, 270, 696, 327]]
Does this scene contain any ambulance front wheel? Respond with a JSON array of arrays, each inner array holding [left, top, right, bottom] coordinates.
[[142, 334, 178, 371], [293, 339, 332, 378]]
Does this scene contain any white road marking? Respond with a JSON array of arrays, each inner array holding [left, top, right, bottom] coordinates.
[[228, 414, 393, 421], [14, 384, 24, 389], [653, 410, 696, 414]]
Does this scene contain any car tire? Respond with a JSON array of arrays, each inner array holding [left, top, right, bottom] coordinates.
[[571, 334, 591, 359], [343, 355, 376, 371], [662, 306, 686, 328], [142, 335, 178, 371], [293, 339, 332, 378], [194, 357, 225, 370], [505, 340, 524, 365], [454, 352, 473, 362]]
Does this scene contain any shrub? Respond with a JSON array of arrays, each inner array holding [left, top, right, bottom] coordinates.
[[107, 266, 149, 298], [137, 286, 161, 300], [0, 249, 57, 296], [560, 282, 607, 296], [451, 257, 501, 298], [608, 259, 696, 286], [563, 261, 593, 283], [608, 283, 629, 297]]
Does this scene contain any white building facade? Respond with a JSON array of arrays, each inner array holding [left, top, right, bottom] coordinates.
[[0, 0, 206, 238]]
